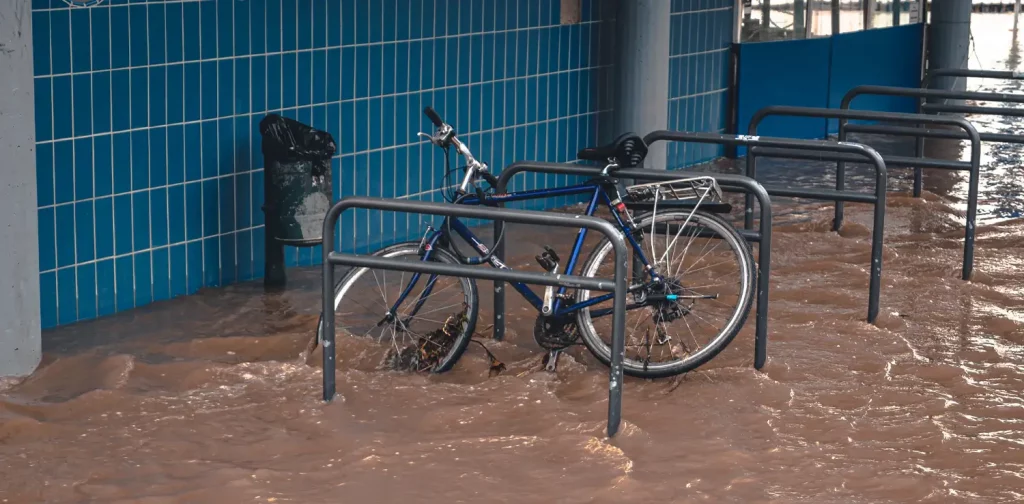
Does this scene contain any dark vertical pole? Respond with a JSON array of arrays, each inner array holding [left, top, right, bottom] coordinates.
[[893, 0, 901, 26], [835, 119, 847, 231], [831, 0, 839, 34], [493, 219, 506, 341], [913, 2, 927, 197], [607, 235, 628, 438], [913, 105, 925, 197], [831, 0, 840, 34], [743, 149, 756, 230], [868, 161, 887, 323], [322, 213, 337, 402], [761, 0, 771, 39], [794, 0, 806, 36], [263, 170, 287, 289], [962, 135, 981, 281], [725, 43, 740, 159], [753, 189, 772, 370]]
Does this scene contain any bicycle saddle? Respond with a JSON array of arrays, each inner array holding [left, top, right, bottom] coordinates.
[[577, 132, 649, 169]]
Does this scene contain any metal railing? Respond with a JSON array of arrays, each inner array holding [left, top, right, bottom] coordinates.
[[747, 105, 981, 280], [320, 197, 630, 437], [841, 84, 1024, 197], [491, 156, 777, 368]]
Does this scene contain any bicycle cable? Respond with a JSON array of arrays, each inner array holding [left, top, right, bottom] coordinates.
[[437, 140, 506, 265]]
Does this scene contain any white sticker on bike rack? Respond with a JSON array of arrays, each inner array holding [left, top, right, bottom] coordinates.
[[735, 135, 760, 142]]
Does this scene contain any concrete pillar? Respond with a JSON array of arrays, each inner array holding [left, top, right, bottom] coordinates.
[[614, 0, 671, 169], [927, 1, 972, 96], [0, 0, 42, 378]]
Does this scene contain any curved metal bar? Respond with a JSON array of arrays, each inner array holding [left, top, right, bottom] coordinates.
[[842, 84, 1024, 109], [748, 105, 981, 280], [922, 68, 1024, 88], [645, 131, 887, 324], [321, 196, 629, 437]]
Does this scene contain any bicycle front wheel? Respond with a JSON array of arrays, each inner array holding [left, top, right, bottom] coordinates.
[[316, 241, 478, 373], [575, 210, 756, 378]]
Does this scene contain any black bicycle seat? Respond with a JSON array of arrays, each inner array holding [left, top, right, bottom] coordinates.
[[577, 132, 649, 169]]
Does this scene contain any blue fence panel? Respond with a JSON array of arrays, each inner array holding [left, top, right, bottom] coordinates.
[[736, 37, 832, 154], [826, 24, 925, 132]]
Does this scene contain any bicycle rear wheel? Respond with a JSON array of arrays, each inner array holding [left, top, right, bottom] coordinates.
[[575, 210, 756, 378], [316, 241, 478, 373]]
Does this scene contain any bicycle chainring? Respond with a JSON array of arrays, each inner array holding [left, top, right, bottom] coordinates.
[[533, 315, 580, 350]]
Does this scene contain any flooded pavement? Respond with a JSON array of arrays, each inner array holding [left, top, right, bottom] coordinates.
[[4, 13, 1024, 504]]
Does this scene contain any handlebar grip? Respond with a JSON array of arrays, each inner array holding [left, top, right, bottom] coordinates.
[[480, 170, 499, 190], [424, 107, 444, 127]]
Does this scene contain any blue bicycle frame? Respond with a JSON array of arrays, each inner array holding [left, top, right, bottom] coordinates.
[[388, 181, 662, 323]]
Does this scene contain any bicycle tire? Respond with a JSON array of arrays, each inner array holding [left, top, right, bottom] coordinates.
[[575, 209, 756, 378], [315, 241, 479, 373]]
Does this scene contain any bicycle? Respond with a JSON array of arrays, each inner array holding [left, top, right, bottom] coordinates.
[[316, 107, 757, 378]]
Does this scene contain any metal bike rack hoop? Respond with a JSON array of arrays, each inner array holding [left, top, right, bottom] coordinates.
[[321, 196, 630, 437], [922, 68, 1024, 89], [748, 105, 981, 281], [842, 85, 1024, 204], [492, 159, 775, 370], [644, 131, 887, 326]]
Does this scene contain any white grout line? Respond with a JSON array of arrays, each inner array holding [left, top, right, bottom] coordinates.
[[33, 65, 612, 145], [67, 7, 79, 321], [89, 6, 98, 318], [41, 224, 264, 276]]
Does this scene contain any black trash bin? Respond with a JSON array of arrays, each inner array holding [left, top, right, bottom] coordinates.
[[259, 114, 336, 288]]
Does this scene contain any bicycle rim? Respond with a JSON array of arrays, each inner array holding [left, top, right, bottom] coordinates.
[[576, 210, 755, 378], [317, 242, 478, 373]]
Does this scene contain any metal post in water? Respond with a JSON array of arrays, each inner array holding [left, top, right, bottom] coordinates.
[[794, 0, 806, 37], [607, 234, 628, 438], [831, 0, 840, 35], [761, 0, 772, 39], [835, 119, 848, 231], [321, 209, 338, 402]]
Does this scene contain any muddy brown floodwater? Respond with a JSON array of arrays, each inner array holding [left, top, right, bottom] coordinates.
[[4, 14, 1024, 504]]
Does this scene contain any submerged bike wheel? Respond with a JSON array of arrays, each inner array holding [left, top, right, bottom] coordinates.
[[316, 241, 478, 373], [575, 210, 756, 378]]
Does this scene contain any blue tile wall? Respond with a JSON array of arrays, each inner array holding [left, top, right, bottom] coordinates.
[[32, 0, 625, 329], [666, 0, 735, 169]]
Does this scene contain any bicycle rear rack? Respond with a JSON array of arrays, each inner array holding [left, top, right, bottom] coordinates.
[[624, 175, 725, 205], [320, 196, 631, 437]]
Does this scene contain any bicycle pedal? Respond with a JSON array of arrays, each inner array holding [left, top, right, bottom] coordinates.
[[535, 246, 560, 272], [543, 246, 560, 264]]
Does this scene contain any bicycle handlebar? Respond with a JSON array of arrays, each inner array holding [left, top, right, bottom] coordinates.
[[421, 105, 493, 195], [424, 106, 444, 128]]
